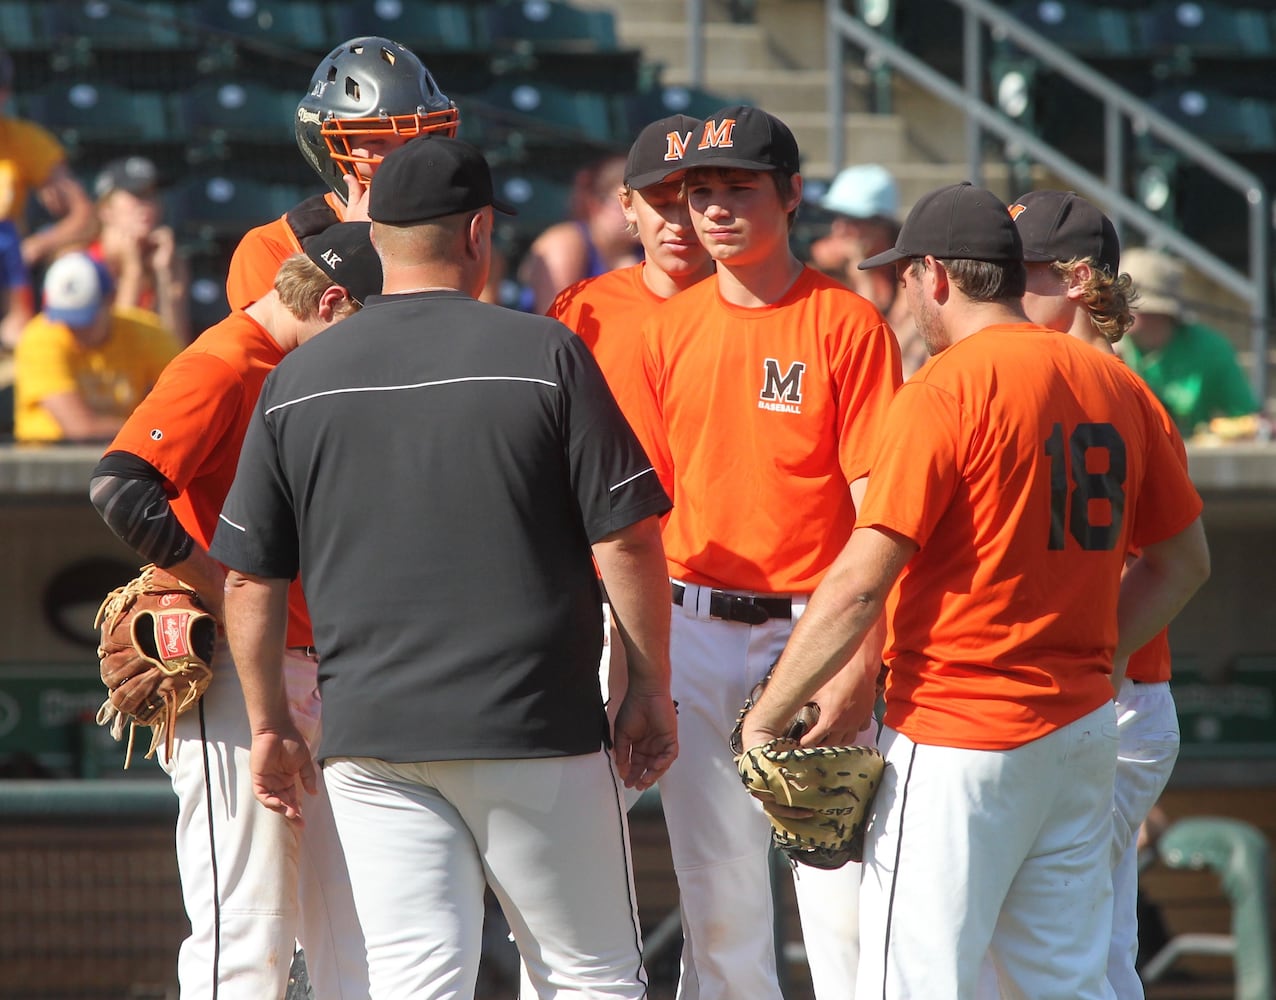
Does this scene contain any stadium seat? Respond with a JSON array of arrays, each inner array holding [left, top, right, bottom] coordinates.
[[167, 173, 305, 243], [182, 79, 300, 144], [0, 1, 44, 52], [475, 0, 619, 51], [1146, 87, 1276, 154], [490, 168, 572, 243], [1004, 0, 1142, 58], [1136, 0, 1274, 60], [21, 81, 185, 157], [617, 84, 739, 141], [194, 0, 332, 53], [45, 1, 199, 53], [327, 1, 478, 53], [468, 77, 621, 147]]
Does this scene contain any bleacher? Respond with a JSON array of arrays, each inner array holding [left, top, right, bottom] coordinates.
[[7, 0, 739, 325]]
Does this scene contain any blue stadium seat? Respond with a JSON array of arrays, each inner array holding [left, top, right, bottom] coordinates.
[[469, 77, 621, 146], [46, 1, 200, 53], [617, 83, 739, 142], [0, 1, 44, 53], [182, 79, 300, 144]]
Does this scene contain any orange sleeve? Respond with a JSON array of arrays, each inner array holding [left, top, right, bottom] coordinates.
[[833, 313, 903, 486], [630, 317, 676, 505], [225, 215, 298, 312]]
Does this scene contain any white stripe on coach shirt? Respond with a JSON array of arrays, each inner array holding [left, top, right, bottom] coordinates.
[[264, 376, 559, 416]]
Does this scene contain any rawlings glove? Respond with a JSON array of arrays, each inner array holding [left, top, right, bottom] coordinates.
[[94, 564, 217, 768], [737, 739, 885, 869]]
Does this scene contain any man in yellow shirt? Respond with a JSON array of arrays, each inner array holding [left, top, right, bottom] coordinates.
[[14, 252, 178, 442], [0, 48, 95, 268]]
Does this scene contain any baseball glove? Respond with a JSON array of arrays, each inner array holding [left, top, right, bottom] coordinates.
[[94, 564, 217, 768], [728, 669, 821, 757], [737, 738, 885, 869]]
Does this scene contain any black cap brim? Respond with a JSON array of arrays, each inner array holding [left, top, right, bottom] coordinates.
[[857, 247, 910, 270], [626, 166, 688, 190]]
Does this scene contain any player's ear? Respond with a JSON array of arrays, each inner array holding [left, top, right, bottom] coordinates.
[[1065, 261, 1093, 301], [316, 284, 351, 322]]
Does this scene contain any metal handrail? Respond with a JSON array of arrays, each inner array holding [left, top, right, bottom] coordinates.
[[825, 0, 1271, 406]]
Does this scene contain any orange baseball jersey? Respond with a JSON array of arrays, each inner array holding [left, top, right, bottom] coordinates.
[[1124, 365, 1190, 685], [224, 192, 343, 312], [858, 324, 1203, 750], [107, 311, 314, 647], [633, 266, 902, 594], [547, 262, 699, 449]]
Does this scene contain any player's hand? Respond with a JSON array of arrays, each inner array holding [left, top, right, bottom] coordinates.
[[250, 725, 316, 823], [611, 689, 678, 791], [146, 226, 177, 273], [799, 662, 876, 747], [341, 172, 372, 222]]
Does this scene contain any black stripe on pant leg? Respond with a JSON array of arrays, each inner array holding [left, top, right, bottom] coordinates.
[[198, 699, 221, 999], [606, 755, 649, 995], [880, 741, 918, 1000]]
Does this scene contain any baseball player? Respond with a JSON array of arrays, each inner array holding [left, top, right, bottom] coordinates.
[[89, 223, 383, 999], [225, 35, 458, 311], [209, 136, 678, 1000], [627, 105, 902, 1000], [547, 112, 713, 721], [740, 182, 1210, 1000], [1012, 189, 1188, 1000]]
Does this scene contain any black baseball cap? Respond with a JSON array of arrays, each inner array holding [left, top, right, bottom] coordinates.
[[625, 113, 702, 190], [302, 222, 382, 305], [859, 182, 1022, 269], [1009, 189, 1120, 274], [681, 104, 801, 175], [368, 136, 516, 224], [94, 156, 160, 200]]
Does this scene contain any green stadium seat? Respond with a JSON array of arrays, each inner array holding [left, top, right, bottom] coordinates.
[[1147, 87, 1276, 154], [490, 168, 572, 242], [1136, 0, 1274, 59], [182, 79, 300, 144], [46, 1, 199, 52], [21, 81, 186, 158], [195, 0, 333, 53], [0, 1, 44, 52], [468, 77, 621, 147], [476, 0, 618, 51], [618, 84, 737, 140], [1004, 0, 1143, 58], [167, 173, 305, 244], [327, 1, 478, 53]]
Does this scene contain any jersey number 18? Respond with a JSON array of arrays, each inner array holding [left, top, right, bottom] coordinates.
[[1044, 422, 1126, 551]]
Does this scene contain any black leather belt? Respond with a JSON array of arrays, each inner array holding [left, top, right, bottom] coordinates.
[[671, 582, 791, 625], [288, 645, 319, 658]]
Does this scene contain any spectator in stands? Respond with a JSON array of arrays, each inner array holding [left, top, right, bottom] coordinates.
[[0, 218, 33, 350], [517, 153, 642, 314], [88, 156, 193, 344], [13, 252, 178, 442], [808, 164, 925, 376], [1119, 247, 1260, 439], [0, 48, 96, 269]]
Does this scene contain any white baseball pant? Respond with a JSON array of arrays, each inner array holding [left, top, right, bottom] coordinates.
[[161, 643, 367, 1000], [323, 750, 649, 1000], [1108, 679, 1179, 1000], [860, 704, 1119, 1000], [658, 581, 867, 1000]]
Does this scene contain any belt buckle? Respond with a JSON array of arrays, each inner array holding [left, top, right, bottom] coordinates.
[[719, 593, 769, 626]]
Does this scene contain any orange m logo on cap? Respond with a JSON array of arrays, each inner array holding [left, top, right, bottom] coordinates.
[[1008, 203, 1027, 220], [665, 130, 693, 162], [699, 118, 736, 150]]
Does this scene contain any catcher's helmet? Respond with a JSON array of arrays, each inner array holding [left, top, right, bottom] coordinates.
[[296, 36, 459, 202]]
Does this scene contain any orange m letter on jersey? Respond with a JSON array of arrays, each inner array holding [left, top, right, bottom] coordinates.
[[665, 130, 692, 161], [699, 118, 736, 150]]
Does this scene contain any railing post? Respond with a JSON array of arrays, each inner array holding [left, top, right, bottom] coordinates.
[[688, 0, 705, 90], [1248, 190, 1271, 408], [963, 7, 983, 186], [828, 0, 846, 177]]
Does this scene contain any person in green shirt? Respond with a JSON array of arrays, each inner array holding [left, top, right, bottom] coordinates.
[[1119, 247, 1258, 438]]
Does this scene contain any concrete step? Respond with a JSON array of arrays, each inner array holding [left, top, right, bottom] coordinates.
[[656, 68, 846, 114], [784, 110, 911, 173], [618, 21, 775, 74]]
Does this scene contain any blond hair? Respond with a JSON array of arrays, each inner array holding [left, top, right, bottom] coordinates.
[[274, 254, 360, 322], [1052, 257, 1135, 343]]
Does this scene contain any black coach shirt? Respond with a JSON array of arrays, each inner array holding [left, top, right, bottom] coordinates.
[[210, 290, 671, 763]]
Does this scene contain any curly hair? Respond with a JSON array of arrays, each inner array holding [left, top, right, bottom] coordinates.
[[1052, 257, 1135, 343]]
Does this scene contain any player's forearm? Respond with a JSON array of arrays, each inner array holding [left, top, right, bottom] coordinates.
[[1114, 518, 1210, 662], [222, 570, 292, 731], [593, 516, 672, 695], [753, 527, 911, 736]]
